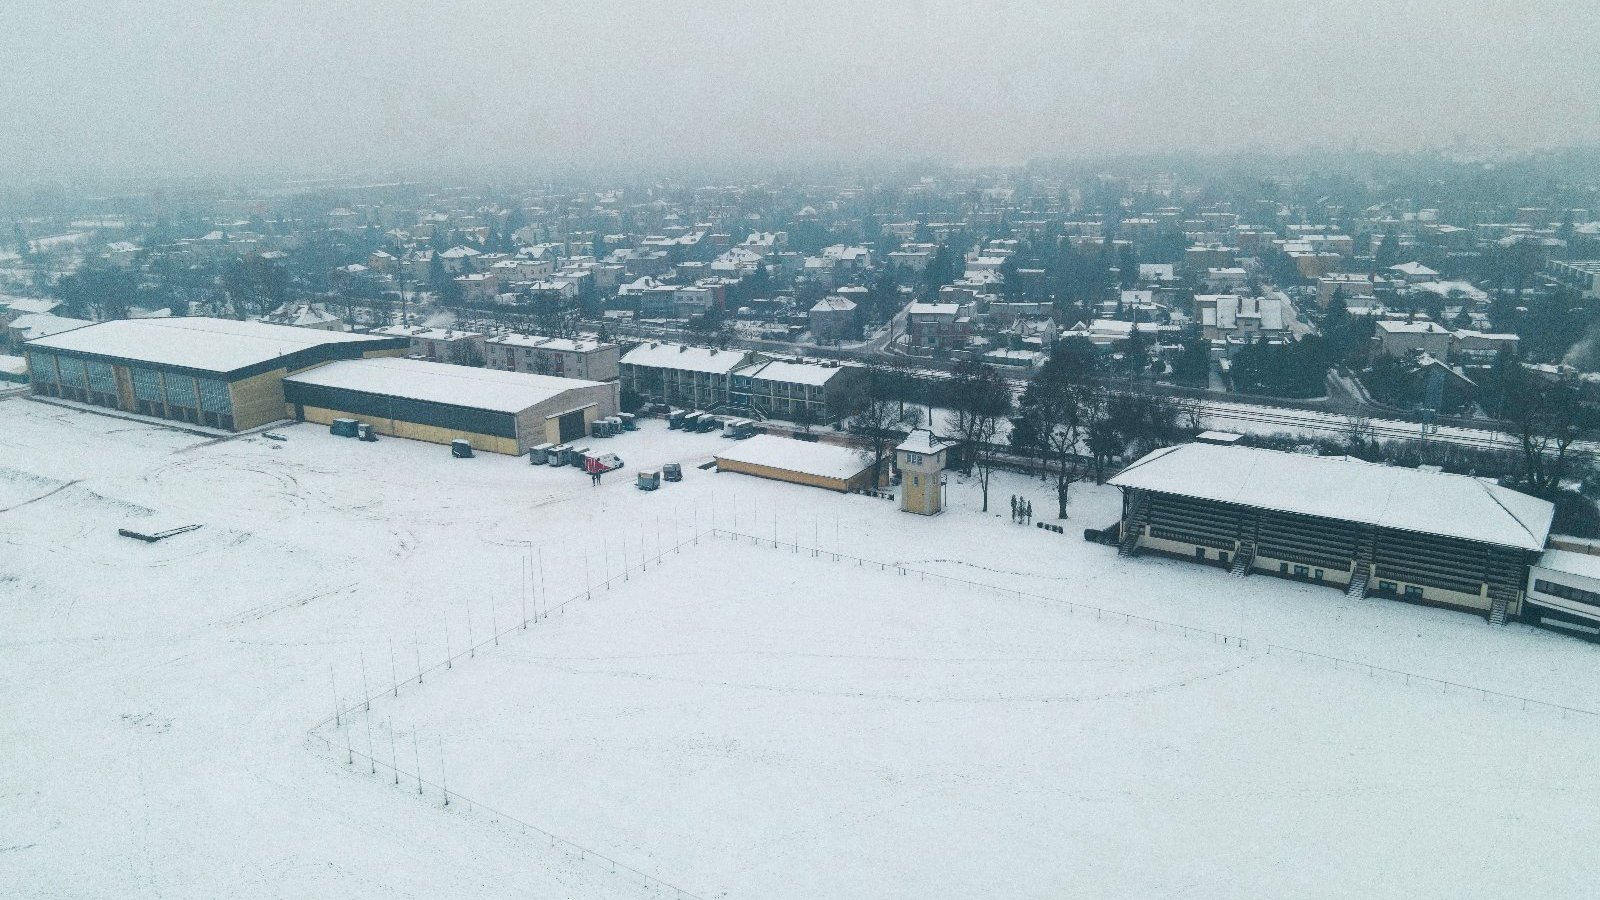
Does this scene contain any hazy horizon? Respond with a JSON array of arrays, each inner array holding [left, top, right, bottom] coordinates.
[[5, 1, 1600, 179]]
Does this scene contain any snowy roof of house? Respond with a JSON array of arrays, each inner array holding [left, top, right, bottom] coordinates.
[[1, 296, 61, 315], [265, 303, 341, 327], [25, 316, 386, 373], [715, 434, 870, 482], [1390, 261, 1439, 276], [896, 428, 954, 455], [1210, 296, 1285, 331], [735, 359, 848, 387], [1453, 330, 1519, 343], [0, 353, 28, 376], [907, 302, 960, 316], [620, 342, 749, 374], [1376, 320, 1450, 334], [810, 296, 857, 313], [1109, 442, 1553, 552], [371, 325, 484, 341], [284, 357, 602, 414], [440, 246, 481, 258]]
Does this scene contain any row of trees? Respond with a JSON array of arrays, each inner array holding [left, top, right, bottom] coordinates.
[[847, 338, 1200, 519]]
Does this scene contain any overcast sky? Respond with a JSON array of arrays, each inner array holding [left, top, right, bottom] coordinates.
[[4, 1, 1599, 178]]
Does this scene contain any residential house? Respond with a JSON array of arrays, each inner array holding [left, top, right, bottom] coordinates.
[[485, 334, 621, 381], [618, 342, 756, 409], [809, 295, 859, 343], [370, 325, 487, 366]]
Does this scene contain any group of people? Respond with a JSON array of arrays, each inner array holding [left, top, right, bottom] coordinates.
[[1010, 495, 1033, 525]]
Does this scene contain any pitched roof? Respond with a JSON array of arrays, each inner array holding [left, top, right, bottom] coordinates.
[[896, 428, 954, 455]]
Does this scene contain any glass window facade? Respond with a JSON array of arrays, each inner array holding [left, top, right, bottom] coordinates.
[[163, 373, 197, 409], [28, 352, 58, 384], [131, 368, 162, 402], [59, 358, 87, 388]]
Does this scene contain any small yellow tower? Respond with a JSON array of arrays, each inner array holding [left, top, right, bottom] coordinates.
[[896, 428, 953, 516]]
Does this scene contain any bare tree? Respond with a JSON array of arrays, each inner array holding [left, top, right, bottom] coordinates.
[[945, 361, 1012, 512], [849, 364, 905, 487], [1511, 371, 1587, 497]]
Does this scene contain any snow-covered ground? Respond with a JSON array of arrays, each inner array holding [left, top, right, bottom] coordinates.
[[5, 395, 1600, 898]]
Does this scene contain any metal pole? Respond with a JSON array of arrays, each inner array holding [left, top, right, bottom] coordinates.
[[413, 729, 422, 794], [329, 664, 340, 728], [538, 547, 547, 619], [439, 736, 449, 806]]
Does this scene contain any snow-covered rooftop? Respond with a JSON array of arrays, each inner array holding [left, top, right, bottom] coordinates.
[[9, 313, 94, 341], [896, 428, 954, 455], [1376, 320, 1450, 334], [284, 357, 604, 414], [715, 434, 870, 482], [1109, 442, 1554, 552], [810, 296, 857, 313], [1, 296, 61, 315], [735, 359, 849, 387], [1535, 548, 1600, 583], [620, 343, 749, 374], [25, 317, 387, 373], [371, 325, 484, 342]]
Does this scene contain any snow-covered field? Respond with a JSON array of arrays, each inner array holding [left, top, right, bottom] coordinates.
[[5, 395, 1600, 898]]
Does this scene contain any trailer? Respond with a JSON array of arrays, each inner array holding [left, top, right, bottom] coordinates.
[[694, 414, 722, 433], [668, 409, 689, 429], [546, 443, 569, 465], [330, 417, 359, 438], [450, 439, 474, 459], [356, 422, 377, 442], [619, 413, 637, 431], [528, 442, 553, 464], [636, 470, 661, 491], [563, 446, 590, 467]]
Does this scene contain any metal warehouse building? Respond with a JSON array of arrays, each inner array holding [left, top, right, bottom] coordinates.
[[22, 317, 408, 431], [283, 357, 619, 455], [1109, 442, 1555, 623]]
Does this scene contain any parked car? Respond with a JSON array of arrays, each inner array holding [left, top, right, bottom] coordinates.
[[662, 463, 683, 482]]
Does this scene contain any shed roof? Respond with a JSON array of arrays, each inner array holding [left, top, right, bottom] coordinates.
[[715, 434, 870, 482]]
